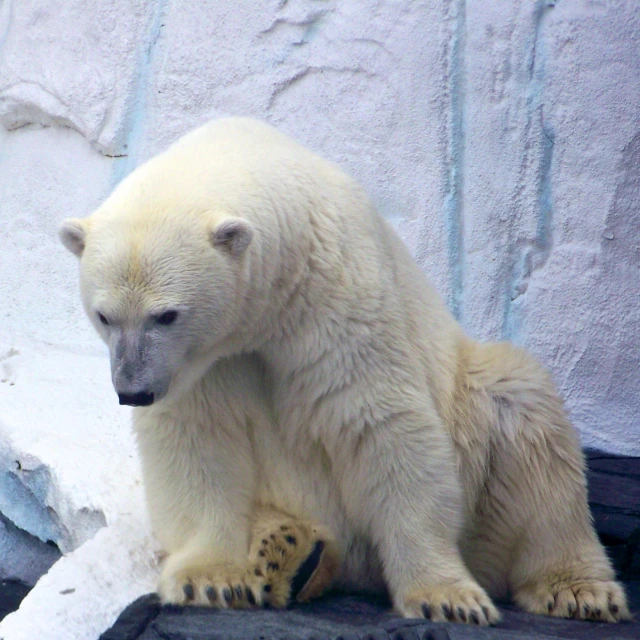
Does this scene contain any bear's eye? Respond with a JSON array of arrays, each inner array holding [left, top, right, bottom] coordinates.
[[156, 311, 178, 326], [98, 312, 109, 326]]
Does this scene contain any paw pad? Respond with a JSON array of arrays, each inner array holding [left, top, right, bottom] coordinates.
[[250, 520, 338, 608]]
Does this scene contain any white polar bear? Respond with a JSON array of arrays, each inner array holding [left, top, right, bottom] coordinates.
[[60, 117, 629, 626]]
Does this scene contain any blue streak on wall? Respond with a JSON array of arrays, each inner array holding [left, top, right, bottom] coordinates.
[[502, 0, 556, 341], [443, 0, 466, 322], [537, 125, 555, 256], [110, 0, 170, 188]]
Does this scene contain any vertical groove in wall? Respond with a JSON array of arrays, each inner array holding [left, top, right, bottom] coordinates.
[[537, 124, 555, 260], [111, 0, 170, 187], [531, 2, 556, 276], [443, 0, 466, 321], [502, 0, 556, 340], [0, 0, 13, 60]]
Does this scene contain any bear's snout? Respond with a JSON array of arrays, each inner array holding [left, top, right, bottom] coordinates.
[[118, 391, 155, 407]]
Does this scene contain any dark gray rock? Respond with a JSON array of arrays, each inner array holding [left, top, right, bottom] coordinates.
[[0, 580, 31, 622], [100, 585, 640, 640]]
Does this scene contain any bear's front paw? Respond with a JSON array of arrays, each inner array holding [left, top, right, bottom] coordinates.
[[399, 580, 501, 625], [514, 577, 630, 622], [159, 561, 264, 609]]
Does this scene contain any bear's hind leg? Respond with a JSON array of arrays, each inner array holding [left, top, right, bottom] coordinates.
[[249, 506, 341, 608], [467, 343, 630, 623]]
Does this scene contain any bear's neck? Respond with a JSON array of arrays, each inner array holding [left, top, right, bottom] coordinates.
[[252, 237, 386, 386]]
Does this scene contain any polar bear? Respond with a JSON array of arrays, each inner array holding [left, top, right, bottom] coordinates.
[[60, 117, 629, 626]]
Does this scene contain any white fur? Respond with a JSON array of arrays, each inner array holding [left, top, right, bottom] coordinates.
[[61, 117, 629, 624]]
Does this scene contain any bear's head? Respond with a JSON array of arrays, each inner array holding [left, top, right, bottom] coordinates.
[[59, 196, 255, 407]]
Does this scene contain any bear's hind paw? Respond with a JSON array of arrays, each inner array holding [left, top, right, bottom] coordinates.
[[514, 578, 630, 622], [251, 521, 340, 608]]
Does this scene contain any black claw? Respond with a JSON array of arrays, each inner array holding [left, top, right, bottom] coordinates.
[[567, 603, 574, 616], [610, 603, 619, 614], [421, 603, 431, 619], [470, 611, 480, 625], [583, 604, 590, 616], [547, 600, 554, 612], [285, 535, 297, 545], [205, 586, 217, 603], [456, 606, 466, 622], [267, 562, 280, 571], [442, 604, 453, 620], [223, 588, 233, 605], [595, 608, 602, 617], [234, 585, 243, 599], [482, 606, 491, 622], [263, 584, 272, 593], [246, 587, 256, 605], [183, 584, 194, 601]]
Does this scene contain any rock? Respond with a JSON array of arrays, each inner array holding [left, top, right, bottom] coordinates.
[[0, 581, 31, 623]]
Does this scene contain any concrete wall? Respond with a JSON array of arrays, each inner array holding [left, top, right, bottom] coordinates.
[[1, 0, 638, 453]]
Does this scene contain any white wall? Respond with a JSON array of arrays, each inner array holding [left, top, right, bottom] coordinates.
[[0, 0, 638, 455]]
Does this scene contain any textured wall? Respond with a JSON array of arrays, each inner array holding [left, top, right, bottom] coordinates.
[[1, 0, 639, 456]]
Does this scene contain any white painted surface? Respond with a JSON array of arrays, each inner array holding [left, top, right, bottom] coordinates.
[[0, 1, 638, 638]]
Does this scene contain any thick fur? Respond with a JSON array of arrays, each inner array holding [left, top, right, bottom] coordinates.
[[60, 117, 629, 625]]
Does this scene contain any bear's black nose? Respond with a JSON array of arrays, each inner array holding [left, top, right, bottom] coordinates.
[[118, 391, 155, 407]]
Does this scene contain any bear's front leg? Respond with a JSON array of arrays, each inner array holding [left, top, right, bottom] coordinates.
[[339, 408, 500, 626], [134, 389, 262, 609], [155, 488, 264, 608]]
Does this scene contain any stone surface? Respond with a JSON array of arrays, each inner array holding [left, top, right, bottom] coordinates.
[[100, 585, 640, 640], [0, 581, 31, 624], [98, 451, 640, 640]]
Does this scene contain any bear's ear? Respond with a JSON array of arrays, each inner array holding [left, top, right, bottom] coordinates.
[[59, 218, 89, 257], [211, 217, 254, 257]]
